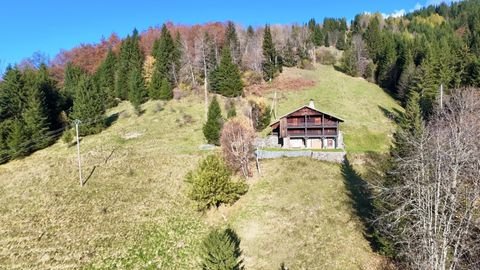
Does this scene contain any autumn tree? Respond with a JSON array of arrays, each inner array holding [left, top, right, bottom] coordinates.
[[220, 117, 256, 178]]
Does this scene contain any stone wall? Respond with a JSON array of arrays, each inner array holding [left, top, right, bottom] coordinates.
[[255, 149, 346, 163]]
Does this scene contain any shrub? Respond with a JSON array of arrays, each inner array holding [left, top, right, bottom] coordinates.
[[61, 129, 74, 145], [250, 99, 272, 131], [226, 99, 237, 119], [220, 117, 255, 178], [186, 155, 248, 211], [317, 50, 337, 65], [200, 228, 244, 270]]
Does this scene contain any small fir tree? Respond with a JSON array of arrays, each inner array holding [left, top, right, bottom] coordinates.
[[186, 154, 247, 210], [158, 77, 173, 100], [200, 228, 244, 270], [262, 25, 282, 81], [203, 96, 223, 145]]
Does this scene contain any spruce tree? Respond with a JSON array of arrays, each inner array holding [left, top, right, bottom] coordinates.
[[0, 66, 26, 121], [71, 74, 106, 135], [209, 47, 243, 97], [150, 24, 177, 98], [95, 49, 117, 107], [203, 96, 223, 145], [7, 119, 29, 158], [63, 62, 84, 102], [128, 67, 147, 113], [225, 21, 241, 65], [158, 77, 173, 100], [22, 69, 51, 150], [115, 35, 131, 100], [393, 90, 424, 158], [200, 228, 244, 270], [262, 25, 282, 81]]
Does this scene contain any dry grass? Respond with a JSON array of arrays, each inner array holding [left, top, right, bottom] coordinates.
[[0, 66, 398, 269], [219, 158, 384, 270]]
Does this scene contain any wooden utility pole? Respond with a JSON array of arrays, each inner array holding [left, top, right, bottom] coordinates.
[[74, 119, 83, 187], [440, 84, 444, 110]]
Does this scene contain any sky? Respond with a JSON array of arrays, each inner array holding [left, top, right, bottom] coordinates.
[[0, 0, 457, 75]]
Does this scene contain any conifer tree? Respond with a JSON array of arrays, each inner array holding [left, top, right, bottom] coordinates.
[[0, 66, 26, 121], [71, 74, 106, 135], [63, 62, 84, 102], [115, 35, 131, 100], [158, 77, 173, 100], [22, 70, 51, 150], [95, 49, 117, 107], [225, 21, 241, 65], [324, 32, 330, 47], [262, 25, 282, 81], [150, 24, 177, 98], [209, 47, 243, 97], [200, 228, 244, 270], [128, 67, 147, 113], [7, 119, 29, 158], [393, 90, 424, 158], [203, 96, 223, 145]]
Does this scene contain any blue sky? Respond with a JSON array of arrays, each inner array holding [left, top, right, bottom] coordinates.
[[0, 0, 455, 74]]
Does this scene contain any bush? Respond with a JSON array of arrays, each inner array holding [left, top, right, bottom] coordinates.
[[242, 70, 263, 86], [186, 155, 248, 211], [201, 228, 243, 270], [61, 129, 74, 145], [317, 50, 337, 65], [221, 117, 255, 178], [250, 99, 272, 131]]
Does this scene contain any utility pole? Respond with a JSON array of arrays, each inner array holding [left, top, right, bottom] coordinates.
[[440, 84, 444, 110], [74, 119, 83, 187]]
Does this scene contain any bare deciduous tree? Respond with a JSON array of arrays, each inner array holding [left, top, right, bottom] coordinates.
[[378, 88, 480, 269], [220, 117, 256, 178]]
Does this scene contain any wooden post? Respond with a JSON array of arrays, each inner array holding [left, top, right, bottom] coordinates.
[[74, 119, 83, 187], [440, 84, 444, 110]]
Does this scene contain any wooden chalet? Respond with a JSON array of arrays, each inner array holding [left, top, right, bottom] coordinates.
[[270, 100, 344, 149]]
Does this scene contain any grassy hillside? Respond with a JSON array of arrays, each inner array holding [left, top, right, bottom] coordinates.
[[267, 65, 402, 153], [0, 65, 400, 269]]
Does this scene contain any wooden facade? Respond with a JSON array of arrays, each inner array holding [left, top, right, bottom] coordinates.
[[270, 104, 344, 149]]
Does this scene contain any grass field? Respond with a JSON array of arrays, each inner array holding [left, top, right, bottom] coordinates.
[[0, 65, 400, 269]]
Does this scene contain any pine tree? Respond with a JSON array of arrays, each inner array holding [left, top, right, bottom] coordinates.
[[393, 90, 424, 158], [71, 75, 106, 135], [115, 35, 131, 100], [22, 69, 51, 150], [95, 49, 117, 107], [37, 64, 61, 129], [200, 228, 244, 270], [336, 31, 347, 50], [209, 47, 244, 97], [63, 62, 84, 103], [150, 24, 177, 98], [225, 21, 241, 65], [0, 66, 26, 121], [282, 39, 296, 67], [203, 96, 223, 145], [7, 119, 29, 158], [262, 25, 282, 81], [158, 77, 172, 100], [128, 67, 147, 113], [324, 32, 330, 47]]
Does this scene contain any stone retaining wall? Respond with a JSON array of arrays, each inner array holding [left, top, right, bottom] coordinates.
[[255, 149, 346, 163]]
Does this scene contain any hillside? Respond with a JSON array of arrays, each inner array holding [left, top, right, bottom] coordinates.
[[0, 65, 401, 269]]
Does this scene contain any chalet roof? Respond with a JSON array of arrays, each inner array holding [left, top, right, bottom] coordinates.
[[269, 105, 345, 127]]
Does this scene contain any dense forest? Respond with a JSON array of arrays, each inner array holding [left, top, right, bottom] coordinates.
[[1, 0, 480, 163]]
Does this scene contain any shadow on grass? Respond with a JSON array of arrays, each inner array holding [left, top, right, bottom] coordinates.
[[341, 157, 383, 252], [378, 105, 403, 125], [105, 112, 120, 127]]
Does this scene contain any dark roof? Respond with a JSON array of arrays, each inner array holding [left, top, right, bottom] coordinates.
[[269, 105, 345, 127]]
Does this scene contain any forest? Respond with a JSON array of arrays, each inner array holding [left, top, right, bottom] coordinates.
[[1, 0, 480, 268]]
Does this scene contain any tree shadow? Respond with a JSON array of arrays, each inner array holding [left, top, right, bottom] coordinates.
[[378, 105, 403, 125], [82, 165, 97, 186], [341, 156, 382, 252], [105, 112, 120, 127]]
